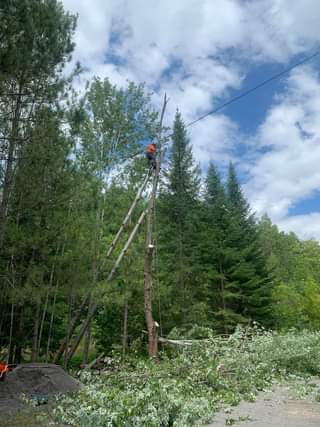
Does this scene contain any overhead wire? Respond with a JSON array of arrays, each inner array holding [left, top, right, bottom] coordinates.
[[184, 50, 320, 129], [1, 50, 319, 165]]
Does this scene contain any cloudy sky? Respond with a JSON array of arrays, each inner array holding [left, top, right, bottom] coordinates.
[[62, 0, 320, 241]]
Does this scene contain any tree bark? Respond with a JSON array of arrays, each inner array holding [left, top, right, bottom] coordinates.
[[82, 323, 91, 365], [122, 300, 128, 358], [143, 94, 168, 359], [82, 297, 94, 365], [144, 245, 159, 358], [11, 306, 23, 364], [46, 279, 59, 363], [31, 301, 41, 362]]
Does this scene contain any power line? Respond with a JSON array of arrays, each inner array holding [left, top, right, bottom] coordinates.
[[185, 50, 320, 129]]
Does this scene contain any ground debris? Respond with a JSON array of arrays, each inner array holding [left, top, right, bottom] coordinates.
[[0, 363, 81, 418]]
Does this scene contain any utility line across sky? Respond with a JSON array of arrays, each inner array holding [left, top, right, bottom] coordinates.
[[184, 49, 320, 129]]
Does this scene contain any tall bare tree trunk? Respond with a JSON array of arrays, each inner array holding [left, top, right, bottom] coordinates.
[[46, 279, 59, 363], [37, 257, 57, 359], [122, 300, 128, 358], [82, 324, 91, 365], [11, 307, 23, 364], [31, 302, 41, 362], [144, 94, 168, 359], [82, 298, 94, 365]]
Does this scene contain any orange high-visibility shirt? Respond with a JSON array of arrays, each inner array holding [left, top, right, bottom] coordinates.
[[146, 143, 156, 154]]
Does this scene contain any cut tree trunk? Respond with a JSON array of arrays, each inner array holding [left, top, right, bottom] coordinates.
[[143, 94, 168, 360], [144, 245, 159, 358]]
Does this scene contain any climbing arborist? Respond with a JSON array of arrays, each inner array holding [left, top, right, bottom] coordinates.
[[145, 142, 157, 169]]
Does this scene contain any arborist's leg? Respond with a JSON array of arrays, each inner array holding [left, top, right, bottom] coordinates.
[[151, 156, 157, 170], [146, 152, 154, 169]]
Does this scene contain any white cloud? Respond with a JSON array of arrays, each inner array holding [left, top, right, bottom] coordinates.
[[61, 0, 320, 239], [189, 115, 240, 169], [244, 67, 320, 240], [62, 0, 320, 131], [63, 0, 118, 67], [277, 213, 320, 242]]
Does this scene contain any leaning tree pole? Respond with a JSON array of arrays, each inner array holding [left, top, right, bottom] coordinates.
[[144, 94, 168, 359]]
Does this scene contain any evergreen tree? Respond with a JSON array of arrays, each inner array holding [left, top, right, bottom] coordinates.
[[201, 162, 243, 332], [0, 0, 77, 362], [158, 111, 202, 329], [0, 0, 77, 242], [225, 163, 274, 327], [0, 106, 77, 362]]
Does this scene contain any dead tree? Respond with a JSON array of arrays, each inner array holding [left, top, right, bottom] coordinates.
[[144, 94, 168, 359]]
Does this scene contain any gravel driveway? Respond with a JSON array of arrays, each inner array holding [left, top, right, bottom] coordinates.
[[208, 383, 320, 427]]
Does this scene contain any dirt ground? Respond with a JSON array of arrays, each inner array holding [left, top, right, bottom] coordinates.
[[0, 363, 81, 426], [208, 382, 320, 427]]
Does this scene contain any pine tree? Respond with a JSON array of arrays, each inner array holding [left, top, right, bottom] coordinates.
[[0, 0, 77, 242], [0, 0, 77, 361]]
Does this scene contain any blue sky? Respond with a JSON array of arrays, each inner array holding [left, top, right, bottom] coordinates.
[[62, 0, 320, 241]]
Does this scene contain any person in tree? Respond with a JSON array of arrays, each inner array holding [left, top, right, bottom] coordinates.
[[146, 142, 157, 169]]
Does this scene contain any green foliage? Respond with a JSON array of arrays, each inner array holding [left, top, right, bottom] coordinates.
[[78, 78, 158, 176], [158, 111, 202, 329], [272, 283, 304, 329], [258, 216, 320, 330], [52, 328, 320, 426], [1, 0, 320, 380], [198, 162, 274, 333], [0, 0, 76, 80], [225, 163, 274, 327]]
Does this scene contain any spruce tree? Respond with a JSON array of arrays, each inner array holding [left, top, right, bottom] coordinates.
[[225, 163, 274, 327], [202, 162, 244, 332], [158, 111, 202, 329]]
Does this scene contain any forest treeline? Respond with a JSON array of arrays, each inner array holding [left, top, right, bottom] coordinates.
[[1, 0, 320, 366]]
